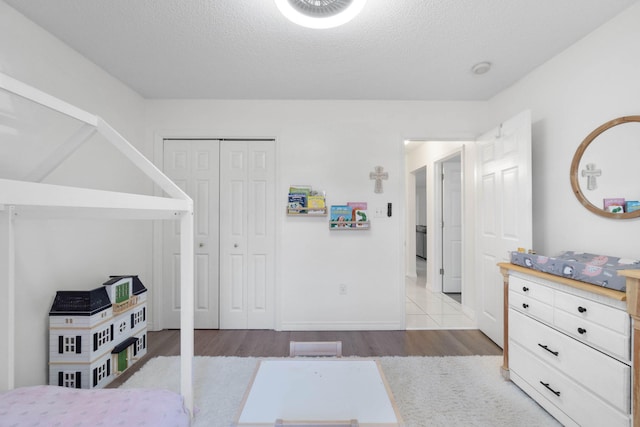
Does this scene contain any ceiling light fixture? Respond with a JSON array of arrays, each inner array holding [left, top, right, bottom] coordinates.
[[471, 61, 492, 75], [275, 0, 367, 29]]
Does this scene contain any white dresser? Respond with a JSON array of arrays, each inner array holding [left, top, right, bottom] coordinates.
[[499, 263, 638, 427]]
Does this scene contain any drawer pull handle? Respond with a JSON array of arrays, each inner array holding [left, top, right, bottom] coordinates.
[[522, 303, 529, 309], [540, 381, 561, 397], [577, 327, 587, 335], [577, 306, 587, 313], [538, 343, 559, 356], [522, 286, 529, 292]]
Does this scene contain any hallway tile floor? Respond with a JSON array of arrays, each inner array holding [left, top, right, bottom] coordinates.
[[405, 258, 476, 330]]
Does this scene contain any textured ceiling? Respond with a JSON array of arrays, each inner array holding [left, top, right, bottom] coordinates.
[[5, 0, 638, 100]]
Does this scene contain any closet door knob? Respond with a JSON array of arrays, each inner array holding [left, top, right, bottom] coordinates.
[[578, 306, 587, 313], [522, 303, 529, 309], [577, 327, 587, 335], [522, 286, 529, 292]]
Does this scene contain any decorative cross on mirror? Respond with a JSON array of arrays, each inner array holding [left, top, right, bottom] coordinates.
[[581, 163, 601, 190], [369, 166, 388, 193]]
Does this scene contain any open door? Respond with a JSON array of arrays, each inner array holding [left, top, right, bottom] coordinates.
[[476, 111, 532, 347], [441, 154, 462, 294]]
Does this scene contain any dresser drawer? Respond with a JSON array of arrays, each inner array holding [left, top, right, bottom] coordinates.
[[509, 275, 554, 303], [509, 290, 553, 324], [554, 308, 630, 362], [509, 308, 630, 413], [510, 341, 630, 427], [555, 290, 630, 335]]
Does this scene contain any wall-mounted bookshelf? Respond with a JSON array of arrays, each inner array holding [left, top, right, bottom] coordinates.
[[328, 220, 370, 230], [287, 185, 327, 216], [329, 203, 370, 230], [286, 206, 327, 216]]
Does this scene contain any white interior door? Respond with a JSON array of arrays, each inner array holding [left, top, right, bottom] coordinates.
[[162, 140, 220, 329], [476, 111, 532, 347], [219, 140, 276, 329], [442, 156, 462, 293]]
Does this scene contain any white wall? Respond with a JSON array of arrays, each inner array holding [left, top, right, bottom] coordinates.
[[0, 2, 149, 388], [145, 101, 486, 330], [488, 2, 640, 260]]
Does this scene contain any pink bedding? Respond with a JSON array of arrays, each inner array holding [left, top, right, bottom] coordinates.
[[0, 385, 190, 426]]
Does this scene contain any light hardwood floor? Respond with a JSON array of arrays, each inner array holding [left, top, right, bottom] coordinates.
[[108, 329, 502, 387]]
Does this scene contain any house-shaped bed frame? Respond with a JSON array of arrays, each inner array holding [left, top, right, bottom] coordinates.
[[0, 72, 196, 415]]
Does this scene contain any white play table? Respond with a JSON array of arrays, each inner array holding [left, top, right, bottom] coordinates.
[[235, 359, 403, 426]]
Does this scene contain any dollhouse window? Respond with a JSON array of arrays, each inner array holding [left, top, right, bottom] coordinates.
[[136, 334, 146, 354], [119, 321, 127, 333], [61, 371, 79, 388], [93, 361, 109, 387], [65, 337, 75, 352], [115, 281, 130, 304], [132, 309, 144, 327], [58, 336, 81, 354], [94, 327, 111, 351]]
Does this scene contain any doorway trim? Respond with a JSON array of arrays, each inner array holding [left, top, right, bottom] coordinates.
[[404, 140, 472, 321]]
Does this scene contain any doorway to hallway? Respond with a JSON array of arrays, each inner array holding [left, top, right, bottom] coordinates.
[[406, 142, 469, 329]]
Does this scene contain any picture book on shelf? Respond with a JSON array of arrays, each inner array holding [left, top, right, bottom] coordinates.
[[626, 200, 640, 212], [347, 202, 366, 215], [347, 202, 367, 227], [288, 193, 307, 213], [330, 205, 353, 228], [603, 198, 625, 213], [307, 194, 326, 213], [354, 209, 369, 228], [289, 186, 311, 198]]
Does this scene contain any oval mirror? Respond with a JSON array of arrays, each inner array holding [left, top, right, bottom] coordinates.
[[570, 115, 640, 219]]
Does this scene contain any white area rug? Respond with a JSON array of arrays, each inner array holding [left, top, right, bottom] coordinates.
[[121, 356, 561, 427]]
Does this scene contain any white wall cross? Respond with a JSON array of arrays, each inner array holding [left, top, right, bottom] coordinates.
[[369, 166, 388, 194], [581, 163, 601, 190]]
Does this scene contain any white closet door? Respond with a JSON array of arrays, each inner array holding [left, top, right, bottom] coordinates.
[[162, 140, 220, 329], [476, 111, 532, 347], [220, 140, 275, 329]]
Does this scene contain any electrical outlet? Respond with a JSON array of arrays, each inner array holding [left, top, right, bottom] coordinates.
[[339, 283, 348, 295], [374, 206, 386, 218]]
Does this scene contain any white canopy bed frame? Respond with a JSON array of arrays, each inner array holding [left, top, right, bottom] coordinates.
[[0, 72, 196, 415]]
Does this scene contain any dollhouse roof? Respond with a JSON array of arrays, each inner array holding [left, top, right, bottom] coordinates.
[[49, 287, 111, 316], [103, 275, 148, 295]]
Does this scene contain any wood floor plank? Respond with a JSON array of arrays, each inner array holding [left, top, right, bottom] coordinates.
[[107, 328, 501, 388]]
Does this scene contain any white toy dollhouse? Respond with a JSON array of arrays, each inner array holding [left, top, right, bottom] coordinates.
[[48, 275, 148, 389]]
